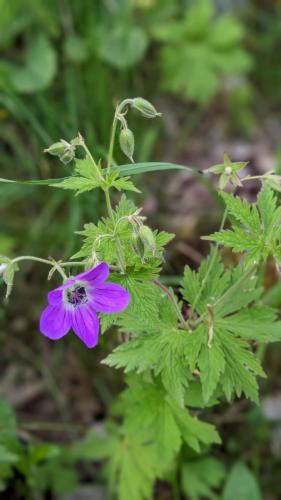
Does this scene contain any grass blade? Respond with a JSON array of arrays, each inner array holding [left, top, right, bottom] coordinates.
[[0, 162, 196, 186]]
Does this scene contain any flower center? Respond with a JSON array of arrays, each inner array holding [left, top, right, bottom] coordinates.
[[65, 284, 88, 307]]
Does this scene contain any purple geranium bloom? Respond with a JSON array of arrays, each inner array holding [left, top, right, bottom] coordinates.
[[40, 262, 130, 348]]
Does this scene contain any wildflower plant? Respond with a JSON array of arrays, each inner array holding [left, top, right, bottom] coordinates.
[[1, 96, 281, 499]]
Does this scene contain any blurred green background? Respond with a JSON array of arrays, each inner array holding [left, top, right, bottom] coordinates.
[[0, 0, 281, 498]]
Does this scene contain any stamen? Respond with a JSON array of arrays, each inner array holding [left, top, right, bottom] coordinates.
[[65, 285, 88, 307]]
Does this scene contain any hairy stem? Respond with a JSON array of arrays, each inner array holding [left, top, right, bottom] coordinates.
[[153, 279, 187, 329], [11, 256, 87, 280], [104, 188, 126, 273], [106, 98, 133, 176]]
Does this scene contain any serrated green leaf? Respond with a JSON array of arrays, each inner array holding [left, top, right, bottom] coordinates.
[[169, 397, 221, 451], [111, 177, 140, 193], [218, 330, 265, 403], [181, 456, 225, 500], [217, 305, 281, 342], [198, 340, 225, 403], [205, 185, 281, 266], [51, 176, 100, 195], [122, 381, 181, 467]]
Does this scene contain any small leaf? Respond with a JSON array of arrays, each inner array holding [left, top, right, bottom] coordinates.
[[223, 462, 262, 500]]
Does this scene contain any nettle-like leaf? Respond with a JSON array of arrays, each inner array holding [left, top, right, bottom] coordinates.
[[72, 195, 173, 272], [51, 157, 139, 196], [72, 195, 136, 261], [181, 253, 281, 403], [103, 323, 205, 408], [121, 380, 220, 465], [181, 456, 225, 500], [51, 157, 102, 195], [73, 423, 159, 500], [204, 183, 281, 266], [105, 244, 280, 405]]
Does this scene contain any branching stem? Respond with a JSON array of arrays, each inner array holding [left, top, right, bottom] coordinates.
[[11, 256, 87, 280]]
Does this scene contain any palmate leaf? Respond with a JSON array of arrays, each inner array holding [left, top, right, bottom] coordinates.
[[181, 456, 225, 500], [72, 195, 173, 279], [103, 326, 205, 407], [121, 380, 182, 467], [198, 339, 225, 403], [122, 380, 220, 465], [74, 422, 159, 500], [204, 184, 281, 266], [181, 253, 281, 403], [109, 434, 157, 500]]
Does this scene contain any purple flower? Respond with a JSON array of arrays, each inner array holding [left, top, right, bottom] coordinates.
[[40, 262, 130, 348]]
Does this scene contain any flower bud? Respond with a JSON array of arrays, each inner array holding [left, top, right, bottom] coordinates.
[[131, 232, 145, 261], [139, 225, 157, 255], [132, 98, 161, 119], [44, 139, 76, 164], [119, 128, 135, 162], [44, 142, 65, 157], [225, 166, 232, 175]]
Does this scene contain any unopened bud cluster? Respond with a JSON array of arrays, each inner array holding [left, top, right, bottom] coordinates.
[[44, 135, 82, 164]]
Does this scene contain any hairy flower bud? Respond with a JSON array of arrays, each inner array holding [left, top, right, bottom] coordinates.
[[132, 98, 161, 119], [131, 232, 145, 261], [119, 128, 135, 162], [44, 139, 76, 164], [139, 225, 157, 255]]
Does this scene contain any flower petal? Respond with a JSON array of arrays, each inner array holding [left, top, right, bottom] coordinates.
[[40, 304, 71, 340], [48, 288, 63, 305], [74, 262, 109, 286], [89, 283, 130, 314], [71, 306, 100, 348]]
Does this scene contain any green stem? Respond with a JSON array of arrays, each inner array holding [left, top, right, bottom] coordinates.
[[81, 142, 103, 181], [153, 279, 187, 329], [104, 187, 114, 219], [11, 256, 87, 280], [107, 114, 118, 176], [187, 207, 228, 327], [241, 172, 274, 182], [106, 98, 133, 176], [104, 99, 134, 272], [104, 188, 126, 273]]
